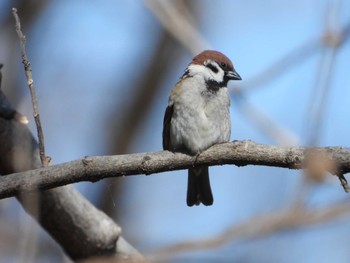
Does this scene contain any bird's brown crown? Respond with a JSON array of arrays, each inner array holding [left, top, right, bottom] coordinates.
[[191, 50, 234, 72]]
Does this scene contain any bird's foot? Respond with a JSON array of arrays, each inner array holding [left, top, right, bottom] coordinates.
[[192, 151, 203, 167]]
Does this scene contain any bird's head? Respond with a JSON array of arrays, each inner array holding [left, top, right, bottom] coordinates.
[[183, 50, 241, 90]]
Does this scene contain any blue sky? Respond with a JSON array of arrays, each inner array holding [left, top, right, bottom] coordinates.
[[1, 0, 350, 262]]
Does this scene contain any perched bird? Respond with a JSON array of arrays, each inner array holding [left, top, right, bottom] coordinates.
[[162, 50, 241, 206]]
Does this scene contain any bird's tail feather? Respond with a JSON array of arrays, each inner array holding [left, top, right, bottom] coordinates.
[[187, 167, 213, 206]]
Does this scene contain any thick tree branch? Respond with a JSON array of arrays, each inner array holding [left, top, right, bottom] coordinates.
[[0, 69, 147, 261], [0, 140, 349, 199]]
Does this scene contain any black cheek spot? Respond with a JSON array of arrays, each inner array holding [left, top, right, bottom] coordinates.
[[206, 63, 219, 73]]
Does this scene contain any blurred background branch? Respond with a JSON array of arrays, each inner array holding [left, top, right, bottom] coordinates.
[[144, 0, 209, 54], [151, 199, 350, 262], [0, 0, 350, 262]]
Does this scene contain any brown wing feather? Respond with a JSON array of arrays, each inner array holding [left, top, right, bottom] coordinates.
[[162, 104, 173, 150]]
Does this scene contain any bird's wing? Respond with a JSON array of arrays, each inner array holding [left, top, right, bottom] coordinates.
[[162, 103, 173, 150]]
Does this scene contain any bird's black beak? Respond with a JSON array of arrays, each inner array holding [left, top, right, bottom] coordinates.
[[226, 70, 242, 80]]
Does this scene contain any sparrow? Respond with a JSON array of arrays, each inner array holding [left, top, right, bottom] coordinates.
[[162, 50, 241, 206]]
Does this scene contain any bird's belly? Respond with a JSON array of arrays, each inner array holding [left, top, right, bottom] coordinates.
[[170, 105, 230, 154]]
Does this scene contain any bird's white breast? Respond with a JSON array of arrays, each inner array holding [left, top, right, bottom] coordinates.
[[169, 76, 231, 154]]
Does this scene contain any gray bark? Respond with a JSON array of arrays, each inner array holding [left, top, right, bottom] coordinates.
[[1, 140, 349, 199], [0, 107, 146, 261]]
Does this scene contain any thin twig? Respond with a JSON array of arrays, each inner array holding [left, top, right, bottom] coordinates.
[[11, 8, 50, 167]]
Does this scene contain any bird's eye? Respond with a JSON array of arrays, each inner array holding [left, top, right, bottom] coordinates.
[[220, 62, 227, 68]]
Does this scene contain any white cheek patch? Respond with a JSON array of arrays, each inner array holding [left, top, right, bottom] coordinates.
[[187, 64, 208, 76], [204, 60, 225, 82]]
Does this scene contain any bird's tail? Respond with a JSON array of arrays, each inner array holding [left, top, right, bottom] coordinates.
[[187, 166, 213, 206]]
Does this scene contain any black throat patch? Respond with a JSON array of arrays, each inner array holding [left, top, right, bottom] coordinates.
[[205, 79, 228, 93]]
